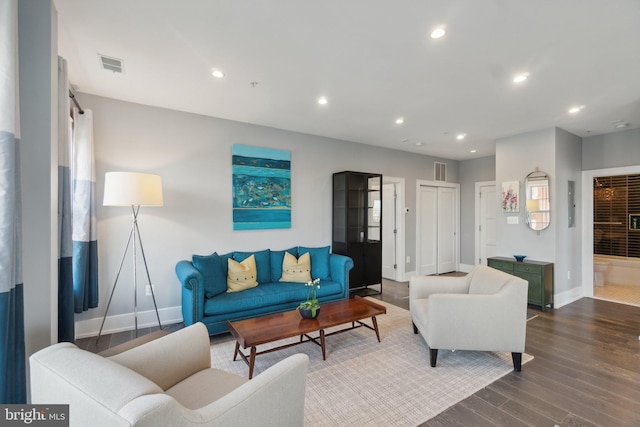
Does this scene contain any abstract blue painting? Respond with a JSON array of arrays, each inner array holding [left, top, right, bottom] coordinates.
[[232, 144, 291, 230]]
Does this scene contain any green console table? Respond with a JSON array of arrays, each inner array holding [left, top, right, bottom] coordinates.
[[487, 257, 554, 311]]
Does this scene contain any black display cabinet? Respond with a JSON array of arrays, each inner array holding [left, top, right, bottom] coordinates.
[[332, 171, 382, 295]]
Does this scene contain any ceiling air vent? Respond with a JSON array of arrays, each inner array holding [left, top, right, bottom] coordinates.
[[99, 54, 124, 73], [434, 162, 447, 182]]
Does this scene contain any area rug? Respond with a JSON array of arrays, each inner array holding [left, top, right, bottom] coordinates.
[[209, 299, 532, 426]]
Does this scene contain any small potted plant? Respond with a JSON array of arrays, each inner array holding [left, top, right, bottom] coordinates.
[[298, 278, 321, 319]]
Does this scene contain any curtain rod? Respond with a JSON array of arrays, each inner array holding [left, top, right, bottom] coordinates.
[[68, 90, 85, 115]]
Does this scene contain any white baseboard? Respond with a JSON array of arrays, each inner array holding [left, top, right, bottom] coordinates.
[[553, 286, 585, 309], [459, 264, 474, 273], [75, 306, 183, 339]]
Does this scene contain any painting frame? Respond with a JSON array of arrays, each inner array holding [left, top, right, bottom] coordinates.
[[501, 180, 520, 213], [232, 144, 291, 230]]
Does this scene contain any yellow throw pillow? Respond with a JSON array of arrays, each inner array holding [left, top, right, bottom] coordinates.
[[227, 255, 258, 292], [280, 252, 312, 282]]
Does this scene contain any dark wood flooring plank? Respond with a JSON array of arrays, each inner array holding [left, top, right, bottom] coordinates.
[[458, 395, 530, 427]]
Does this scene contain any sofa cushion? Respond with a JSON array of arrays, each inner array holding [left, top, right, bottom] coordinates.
[[192, 252, 232, 298], [234, 249, 271, 284], [227, 255, 258, 292], [270, 248, 298, 282], [280, 252, 312, 283], [204, 280, 344, 316], [298, 246, 331, 280]]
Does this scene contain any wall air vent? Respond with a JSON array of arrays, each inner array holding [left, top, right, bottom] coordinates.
[[99, 54, 124, 73], [434, 162, 447, 182]]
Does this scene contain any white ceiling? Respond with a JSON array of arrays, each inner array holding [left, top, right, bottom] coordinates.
[[54, 0, 640, 160]]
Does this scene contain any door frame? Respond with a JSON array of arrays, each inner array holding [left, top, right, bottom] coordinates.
[[382, 176, 406, 282], [415, 179, 460, 275], [581, 165, 640, 299], [475, 180, 496, 267]]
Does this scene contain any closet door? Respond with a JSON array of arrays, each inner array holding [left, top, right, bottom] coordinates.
[[437, 187, 456, 274], [419, 186, 437, 275]]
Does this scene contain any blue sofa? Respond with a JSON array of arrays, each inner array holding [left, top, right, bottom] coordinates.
[[175, 246, 354, 335]]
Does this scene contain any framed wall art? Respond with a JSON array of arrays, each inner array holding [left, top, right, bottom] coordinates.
[[501, 180, 520, 213], [232, 144, 291, 230]]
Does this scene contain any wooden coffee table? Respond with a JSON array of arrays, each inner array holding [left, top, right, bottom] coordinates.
[[227, 296, 386, 378]]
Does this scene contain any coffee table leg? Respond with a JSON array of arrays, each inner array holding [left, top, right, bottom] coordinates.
[[233, 341, 240, 361], [248, 346, 257, 379], [320, 329, 326, 360], [372, 316, 381, 342]]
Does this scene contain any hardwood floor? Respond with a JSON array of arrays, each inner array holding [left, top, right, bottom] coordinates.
[[77, 277, 640, 426], [420, 291, 640, 426]]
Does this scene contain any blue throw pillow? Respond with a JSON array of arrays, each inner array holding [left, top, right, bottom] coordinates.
[[298, 246, 331, 280], [192, 252, 231, 298], [234, 249, 271, 284], [270, 247, 298, 282]]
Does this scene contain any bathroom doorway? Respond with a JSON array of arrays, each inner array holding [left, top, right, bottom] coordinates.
[[583, 166, 640, 307]]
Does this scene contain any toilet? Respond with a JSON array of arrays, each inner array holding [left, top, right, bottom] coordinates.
[[593, 259, 610, 287]]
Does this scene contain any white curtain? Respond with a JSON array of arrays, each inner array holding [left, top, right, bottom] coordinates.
[[58, 56, 99, 342], [0, 0, 26, 403]]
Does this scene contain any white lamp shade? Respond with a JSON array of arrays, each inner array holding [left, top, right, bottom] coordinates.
[[103, 172, 164, 206], [526, 199, 539, 211]]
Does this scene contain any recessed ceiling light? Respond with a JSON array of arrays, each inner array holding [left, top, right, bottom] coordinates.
[[430, 27, 447, 39], [568, 105, 585, 114], [615, 122, 630, 129], [513, 72, 530, 83], [456, 133, 466, 140], [211, 69, 225, 78], [415, 142, 424, 146], [395, 118, 405, 125], [470, 149, 477, 153], [318, 96, 328, 105]]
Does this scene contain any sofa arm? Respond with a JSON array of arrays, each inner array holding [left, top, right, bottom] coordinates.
[[176, 260, 205, 326], [121, 354, 310, 427], [329, 253, 354, 299], [409, 274, 470, 301], [109, 323, 211, 391]]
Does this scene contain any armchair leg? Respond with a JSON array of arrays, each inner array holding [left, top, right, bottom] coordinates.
[[429, 348, 438, 367], [511, 352, 522, 372], [412, 322, 418, 334]]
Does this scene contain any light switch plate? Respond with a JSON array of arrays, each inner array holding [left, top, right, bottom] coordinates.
[[507, 216, 519, 225]]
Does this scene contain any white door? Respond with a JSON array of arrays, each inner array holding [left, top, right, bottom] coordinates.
[[419, 186, 438, 275], [437, 187, 456, 273], [479, 184, 497, 265], [382, 183, 397, 280]]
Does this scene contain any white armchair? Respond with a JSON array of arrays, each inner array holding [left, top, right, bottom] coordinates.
[[409, 265, 528, 371], [30, 322, 309, 426]]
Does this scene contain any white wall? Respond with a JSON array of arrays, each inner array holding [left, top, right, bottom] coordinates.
[[75, 93, 459, 334]]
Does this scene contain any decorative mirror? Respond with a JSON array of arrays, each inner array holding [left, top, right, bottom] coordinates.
[[525, 169, 550, 231]]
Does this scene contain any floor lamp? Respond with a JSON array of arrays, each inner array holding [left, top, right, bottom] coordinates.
[[98, 172, 164, 341]]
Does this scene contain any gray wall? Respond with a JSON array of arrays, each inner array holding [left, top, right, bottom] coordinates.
[[496, 128, 556, 262], [76, 93, 459, 328], [582, 128, 640, 170], [19, 0, 58, 359], [458, 156, 495, 265], [554, 128, 583, 294]]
